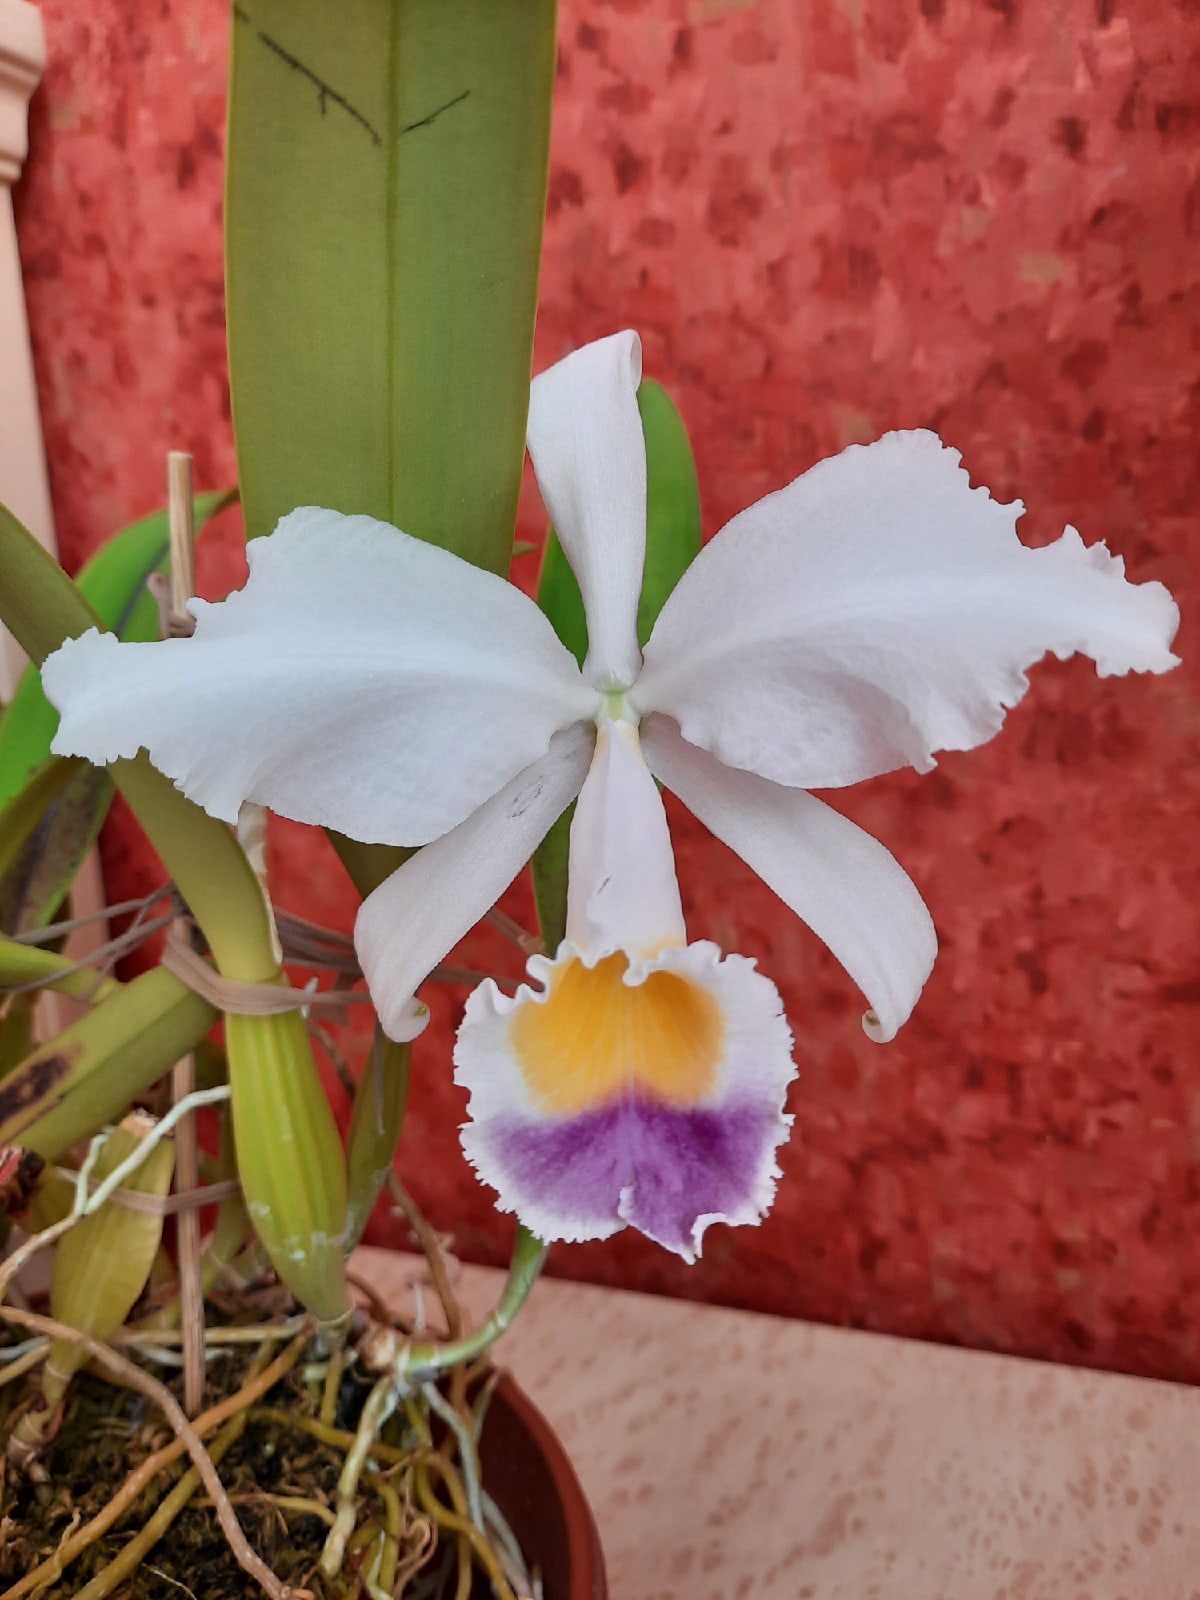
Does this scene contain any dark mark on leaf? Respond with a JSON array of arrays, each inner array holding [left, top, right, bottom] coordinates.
[[400, 90, 471, 136], [237, 7, 381, 146], [0, 1051, 75, 1137]]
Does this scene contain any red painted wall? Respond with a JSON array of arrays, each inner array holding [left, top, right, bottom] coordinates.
[[13, 1, 1198, 1382]]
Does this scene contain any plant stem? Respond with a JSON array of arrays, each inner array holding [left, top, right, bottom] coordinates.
[[368, 1224, 547, 1381]]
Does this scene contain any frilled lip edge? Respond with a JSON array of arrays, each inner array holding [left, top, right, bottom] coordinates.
[[460, 1096, 791, 1263], [453, 938, 797, 1262]]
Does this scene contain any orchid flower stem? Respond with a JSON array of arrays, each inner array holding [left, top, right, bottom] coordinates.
[[396, 1226, 547, 1382]]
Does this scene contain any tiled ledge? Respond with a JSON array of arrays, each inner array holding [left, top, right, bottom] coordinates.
[[358, 1246, 1200, 1600]]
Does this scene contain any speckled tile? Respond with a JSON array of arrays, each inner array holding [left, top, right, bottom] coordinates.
[[360, 1246, 1200, 1600]]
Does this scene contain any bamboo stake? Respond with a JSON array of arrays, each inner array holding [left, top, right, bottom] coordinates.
[[165, 450, 204, 1418]]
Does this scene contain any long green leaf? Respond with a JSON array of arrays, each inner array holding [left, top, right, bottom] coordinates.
[[2, 967, 216, 1161], [0, 933, 121, 1006], [0, 502, 100, 664], [0, 489, 235, 806], [226, 0, 557, 574], [0, 758, 111, 935], [0, 757, 88, 890], [532, 378, 703, 945]]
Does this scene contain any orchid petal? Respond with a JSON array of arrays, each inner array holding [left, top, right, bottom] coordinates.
[[642, 714, 936, 1042], [455, 938, 794, 1260], [527, 331, 646, 691], [355, 723, 594, 1041], [44, 508, 595, 845], [634, 431, 1181, 789], [564, 718, 685, 958]]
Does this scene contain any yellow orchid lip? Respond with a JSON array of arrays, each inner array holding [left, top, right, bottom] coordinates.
[[510, 950, 724, 1116]]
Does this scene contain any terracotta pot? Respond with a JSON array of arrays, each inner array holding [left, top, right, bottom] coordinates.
[[480, 1374, 607, 1600]]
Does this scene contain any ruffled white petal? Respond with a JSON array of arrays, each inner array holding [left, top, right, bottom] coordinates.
[[527, 331, 647, 691], [565, 718, 685, 958], [355, 723, 594, 1041], [454, 938, 795, 1260], [44, 507, 595, 845], [641, 714, 936, 1042], [633, 430, 1181, 790]]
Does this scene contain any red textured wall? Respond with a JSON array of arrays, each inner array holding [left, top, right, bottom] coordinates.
[[13, 1, 1198, 1382]]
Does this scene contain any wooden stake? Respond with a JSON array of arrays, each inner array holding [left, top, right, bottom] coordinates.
[[167, 450, 196, 619], [166, 450, 205, 1417]]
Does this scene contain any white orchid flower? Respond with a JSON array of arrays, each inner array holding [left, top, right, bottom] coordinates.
[[43, 330, 1179, 1260]]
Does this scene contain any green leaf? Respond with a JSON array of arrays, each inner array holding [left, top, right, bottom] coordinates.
[[0, 758, 111, 935], [2, 966, 216, 1162], [0, 932, 121, 1007], [0, 490, 234, 808], [226, 0, 557, 575], [532, 378, 703, 944], [530, 802, 573, 953], [345, 1029, 410, 1250], [632, 379, 703, 645], [0, 757, 89, 892], [536, 378, 703, 664], [50, 1117, 175, 1359], [536, 528, 589, 669], [226, 1009, 351, 1321], [0, 994, 35, 1080], [0, 501, 100, 665]]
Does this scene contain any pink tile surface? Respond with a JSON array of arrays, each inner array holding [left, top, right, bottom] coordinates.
[[11, 3, 1200, 1381], [361, 1246, 1200, 1600]]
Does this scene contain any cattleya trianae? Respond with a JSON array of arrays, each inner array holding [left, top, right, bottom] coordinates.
[[44, 331, 1180, 1259]]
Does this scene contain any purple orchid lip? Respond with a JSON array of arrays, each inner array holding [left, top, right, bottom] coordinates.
[[480, 1096, 784, 1259]]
